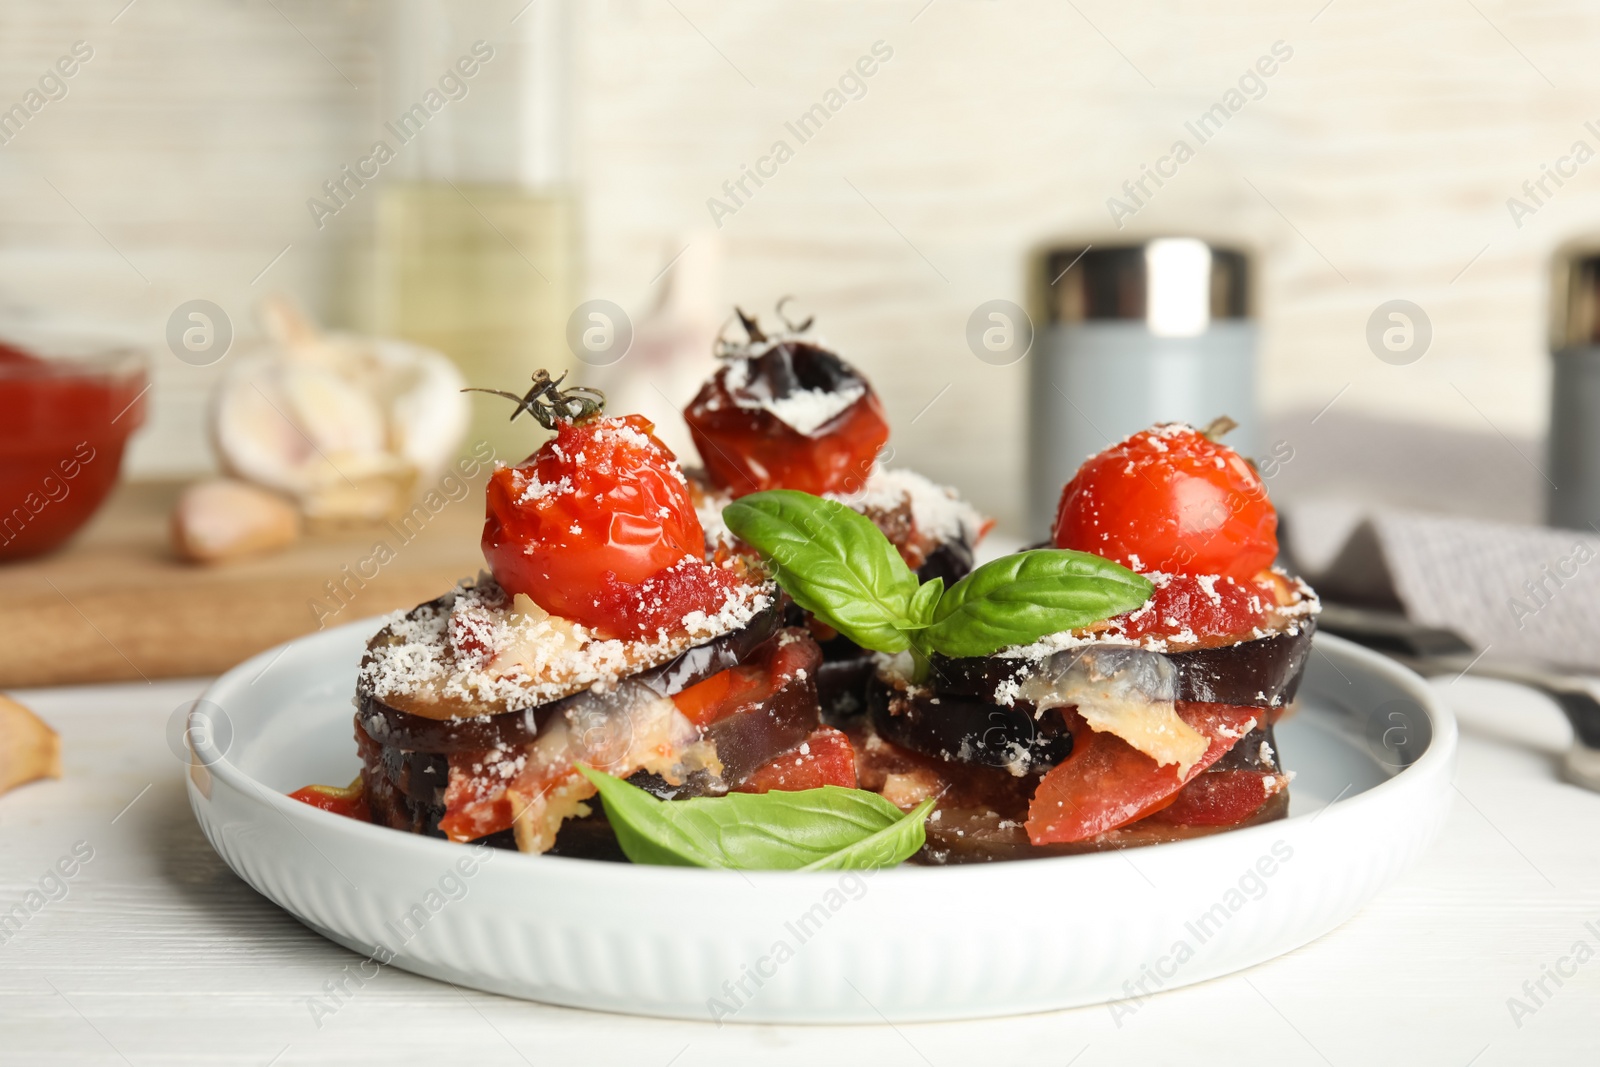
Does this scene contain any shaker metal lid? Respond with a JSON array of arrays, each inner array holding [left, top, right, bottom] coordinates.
[[1550, 245, 1600, 350], [1031, 239, 1250, 335]]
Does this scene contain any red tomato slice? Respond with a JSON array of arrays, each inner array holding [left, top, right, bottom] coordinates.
[[735, 727, 858, 793], [1146, 769, 1284, 827], [671, 666, 766, 727], [288, 778, 371, 822], [439, 749, 520, 842], [672, 632, 822, 728], [1025, 703, 1262, 845]]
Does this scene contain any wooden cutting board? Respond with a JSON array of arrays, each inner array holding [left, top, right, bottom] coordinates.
[[0, 480, 487, 688]]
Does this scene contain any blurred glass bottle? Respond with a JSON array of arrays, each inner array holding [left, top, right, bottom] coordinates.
[[1026, 239, 1258, 538], [349, 0, 578, 466], [1548, 247, 1600, 531]]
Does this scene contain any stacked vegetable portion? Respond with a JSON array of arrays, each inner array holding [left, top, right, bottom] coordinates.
[[289, 336, 1316, 869]]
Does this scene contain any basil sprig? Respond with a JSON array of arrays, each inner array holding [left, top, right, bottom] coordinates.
[[723, 490, 1153, 660], [719, 488, 924, 650], [922, 548, 1155, 657], [577, 765, 935, 870]]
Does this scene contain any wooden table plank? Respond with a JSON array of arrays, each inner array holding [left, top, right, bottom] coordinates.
[[0, 481, 486, 687]]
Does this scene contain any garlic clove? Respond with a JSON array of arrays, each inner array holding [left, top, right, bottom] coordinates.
[[0, 694, 62, 796], [171, 478, 301, 563]]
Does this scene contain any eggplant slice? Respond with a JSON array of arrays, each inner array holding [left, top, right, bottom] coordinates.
[[871, 620, 1314, 774], [849, 617, 1314, 864], [356, 600, 821, 854], [849, 717, 1290, 865]]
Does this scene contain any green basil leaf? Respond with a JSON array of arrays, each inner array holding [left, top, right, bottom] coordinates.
[[801, 797, 935, 870], [903, 577, 944, 630], [723, 490, 920, 652], [921, 549, 1154, 658], [576, 765, 929, 870]]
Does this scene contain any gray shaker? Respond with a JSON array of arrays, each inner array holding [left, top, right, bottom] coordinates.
[[1025, 239, 1258, 539], [1548, 247, 1600, 531]]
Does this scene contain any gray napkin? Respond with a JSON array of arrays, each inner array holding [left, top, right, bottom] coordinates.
[[1305, 510, 1600, 672]]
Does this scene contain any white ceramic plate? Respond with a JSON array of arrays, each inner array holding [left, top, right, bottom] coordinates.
[[186, 621, 1455, 1023]]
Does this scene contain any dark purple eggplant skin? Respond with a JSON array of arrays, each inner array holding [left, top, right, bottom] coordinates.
[[872, 620, 1313, 772], [915, 537, 975, 589], [867, 678, 1073, 774], [357, 597, 783, 754], [1212, 721, 1283, 775], [929, 620, 1316, 710], [817, 658, 877, 722]]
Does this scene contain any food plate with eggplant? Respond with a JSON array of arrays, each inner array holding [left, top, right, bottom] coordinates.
[[184, 310, 1456, 1021]]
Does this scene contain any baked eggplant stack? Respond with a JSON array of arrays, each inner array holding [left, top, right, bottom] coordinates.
[[720, 420, 1319, 864], [291, 367, 1318, 869], [293, 372, 855, 858], [681, 305, 988, 718]]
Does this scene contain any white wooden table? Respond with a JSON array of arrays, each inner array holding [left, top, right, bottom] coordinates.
[[2, 672, 1596, 1067]]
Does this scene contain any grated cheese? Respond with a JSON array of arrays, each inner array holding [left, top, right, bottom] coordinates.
[[359, 573, 772, 715], [826, 467, 986, 546]]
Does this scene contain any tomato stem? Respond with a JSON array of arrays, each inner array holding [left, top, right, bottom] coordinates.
[[1200, 415, 1238, 442], [462, 369, 606, 430], [714, 298, 816, 359]]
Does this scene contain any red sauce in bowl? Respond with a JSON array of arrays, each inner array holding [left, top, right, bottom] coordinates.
[[0, 338, 147, 560]]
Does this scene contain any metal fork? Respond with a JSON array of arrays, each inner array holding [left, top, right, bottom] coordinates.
[[1316, 603, 1600, 791]]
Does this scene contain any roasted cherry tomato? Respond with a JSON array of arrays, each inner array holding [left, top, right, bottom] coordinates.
[[288, 778, 371, 822], [482, 414, 734, 638], [1052, 423, 1277, 581], [1024, 703, 1261, 845], [736, 727, 858, 793], [685, 340, 889, 497]]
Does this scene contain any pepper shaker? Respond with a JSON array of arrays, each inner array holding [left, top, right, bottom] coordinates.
[[1548, 247, 1600, 531], [1025, 239, 1259, 538]]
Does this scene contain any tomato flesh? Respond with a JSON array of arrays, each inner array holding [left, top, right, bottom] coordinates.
[[440, 749, 520, 842], [1147, 769, 1283, 827], [673, 630, 821, 728], [1025, 703, 1262, 845], [482, 414, 734, 638], [1115, 572, 1274, 643], [289, 778, 371, 822], [1053, 424, 1277, 581], [672, 665, 767, 727], [736, 727, 858, 793]]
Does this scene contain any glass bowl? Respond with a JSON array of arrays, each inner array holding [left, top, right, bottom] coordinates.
[[0, 336, 148, 561]]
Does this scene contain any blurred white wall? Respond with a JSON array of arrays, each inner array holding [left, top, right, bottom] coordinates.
[[1, 0, 1594, 529]]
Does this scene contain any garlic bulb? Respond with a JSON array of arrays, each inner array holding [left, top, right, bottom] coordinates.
[[211, 297, 469, 524]]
